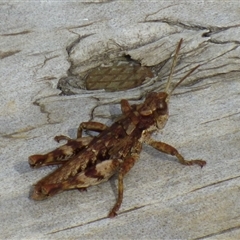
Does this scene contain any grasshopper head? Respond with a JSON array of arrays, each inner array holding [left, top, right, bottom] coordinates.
[[139, 39, 200, 130], [140, 91, 169, 129]]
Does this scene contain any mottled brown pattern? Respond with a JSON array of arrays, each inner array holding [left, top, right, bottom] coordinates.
[[29, 39, 206, 217]]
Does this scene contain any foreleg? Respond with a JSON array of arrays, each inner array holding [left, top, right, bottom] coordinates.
[[120, 99, 132, 115], [63, 159, 122, 189], [148, 140, 206, 167]]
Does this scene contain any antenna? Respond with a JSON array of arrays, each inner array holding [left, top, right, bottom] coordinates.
[[170, 65, 200, 95], [165, 38, 183, 94]]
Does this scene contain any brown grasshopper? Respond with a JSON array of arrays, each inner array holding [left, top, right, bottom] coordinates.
[[29, 39, 206, 218]]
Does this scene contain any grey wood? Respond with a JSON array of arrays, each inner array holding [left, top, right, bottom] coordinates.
[[1, 1, 239, 239]]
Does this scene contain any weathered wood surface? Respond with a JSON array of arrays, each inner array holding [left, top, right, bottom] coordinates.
[[1, 1, 240, 239]]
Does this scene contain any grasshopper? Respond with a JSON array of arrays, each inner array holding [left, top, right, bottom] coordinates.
[[29, 39, 206, 218]]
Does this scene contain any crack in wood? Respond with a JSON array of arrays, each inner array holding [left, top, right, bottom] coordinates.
[[193, 225, 240, 240], [32, 99, 61, 125], [189, 175, 240, 193], [66, 33, 94, 56], [143, 8, 240, 37], [2, 127, 36, 139], [47, 205, 145, 235], [201, 112, 240, 125], [0, 50, 21, 59], [47, 216, 108, 235], [1, 30, 32, 36]]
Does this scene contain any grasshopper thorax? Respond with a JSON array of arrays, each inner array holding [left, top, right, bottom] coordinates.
[[140, 92, 168, 116]]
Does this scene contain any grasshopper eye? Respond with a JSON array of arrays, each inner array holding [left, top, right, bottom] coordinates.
[[158, 100, 167, 113], [159, 102, 165, 109]]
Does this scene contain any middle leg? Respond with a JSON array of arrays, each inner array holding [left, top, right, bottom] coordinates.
[[77, 121, 109, 138]]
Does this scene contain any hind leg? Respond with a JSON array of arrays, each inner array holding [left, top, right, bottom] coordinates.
[[28, 136, 92, 168], [62, 159, 122, 190]]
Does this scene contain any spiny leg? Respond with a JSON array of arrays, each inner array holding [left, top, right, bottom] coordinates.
[[77, 121, 109, 138], [28, 136, 93, 168], [148, 140, 206, 167], [108, 153, 140, 218]]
